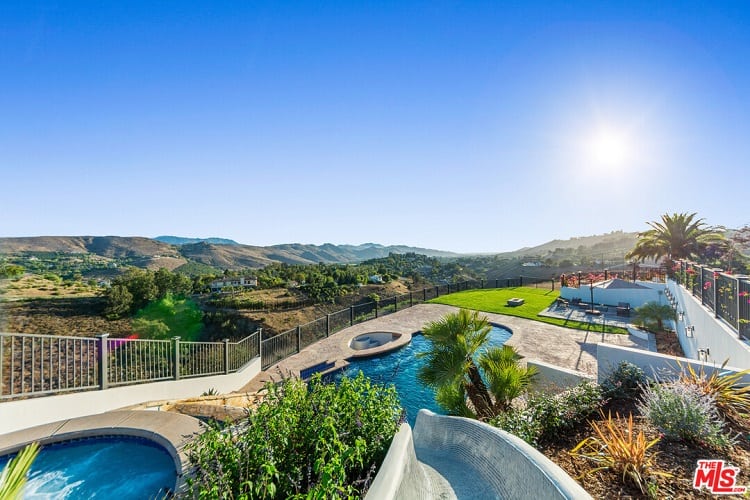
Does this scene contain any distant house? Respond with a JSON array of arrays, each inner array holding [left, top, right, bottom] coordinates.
[[368, 274, 383, 284], [210, 276, 258, 293]]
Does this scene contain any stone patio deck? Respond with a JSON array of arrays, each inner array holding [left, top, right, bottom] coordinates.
[[237, 303, 650, 394]]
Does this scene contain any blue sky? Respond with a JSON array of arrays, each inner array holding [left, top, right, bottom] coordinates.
[[2, 1, 749, 253]]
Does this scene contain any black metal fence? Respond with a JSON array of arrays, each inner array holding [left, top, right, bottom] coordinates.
[[260, 277, 548, 369], [674, 260, 750, 338]]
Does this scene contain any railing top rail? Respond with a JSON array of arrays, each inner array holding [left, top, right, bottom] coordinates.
[[0, 332, 100, 342], [108, 337, 172, 345]]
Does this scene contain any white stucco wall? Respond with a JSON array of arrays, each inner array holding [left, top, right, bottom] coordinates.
[[667, 280, 750, 368], [597, 344, 750, 384], [0, 357, 260, 436], [560, 281, 664, 309]]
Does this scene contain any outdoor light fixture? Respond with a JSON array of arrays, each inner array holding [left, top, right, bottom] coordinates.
[[685, 325, 695, 337], [677, 311, 684, 322]]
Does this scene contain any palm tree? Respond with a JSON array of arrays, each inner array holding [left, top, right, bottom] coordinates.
[[626, 212, 725, 264], [417, 309, 536, 421], [0, 442, 39, 499], [633, 302, 677, 332]]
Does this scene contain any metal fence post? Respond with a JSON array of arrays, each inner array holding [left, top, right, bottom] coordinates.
[[350, 305, 354, 326], [326, 314, 330, 337], [97, 334, 109, 390], [297, 326, 302, 353], [258, 328, 263, 360], [172, 336, 181, 380], [394, 297, 398, 312], [375, 300, 379, 318], [423, 288, 427, 301], [435, 286, 439, 297], [713, 271, 720, 318], [495, 279, 499, 288], [519, 276, 523, 286], [223, 339, 230, 374], [410, 291, 413, 307], [481, 279, 484, 289]]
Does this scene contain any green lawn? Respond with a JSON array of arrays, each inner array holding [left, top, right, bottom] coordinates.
[[429, 287, 628, 334]]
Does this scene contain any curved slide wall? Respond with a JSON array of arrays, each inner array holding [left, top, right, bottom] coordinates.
[[367, 410, 591, 500]]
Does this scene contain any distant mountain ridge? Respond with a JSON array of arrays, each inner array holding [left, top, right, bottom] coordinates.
[[155, 235, 240, 246], [0, 236, 461, 270]]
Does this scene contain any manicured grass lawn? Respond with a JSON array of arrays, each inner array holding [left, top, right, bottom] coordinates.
[[430, 287, 628, 334]]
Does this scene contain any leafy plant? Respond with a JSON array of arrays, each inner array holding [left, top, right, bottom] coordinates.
[[570, 412, 668, 495], [186, 372, 402, 499], [493, 380, 603, 446], [602, 361, 647, 399], [676, 360, 750, 423], [417, 309, 536, 420], [637, 381, 732, 447], [632, 302, 676, 332], [0, 442, 40, 500]]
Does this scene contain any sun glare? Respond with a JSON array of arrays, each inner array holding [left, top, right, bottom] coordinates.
[[587, 127, 630, 169]]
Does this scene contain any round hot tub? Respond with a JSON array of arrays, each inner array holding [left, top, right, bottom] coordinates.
[[349, 332, 398, 351]]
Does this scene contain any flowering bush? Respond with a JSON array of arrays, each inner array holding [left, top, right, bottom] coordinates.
[[637, 381, 732, 448]]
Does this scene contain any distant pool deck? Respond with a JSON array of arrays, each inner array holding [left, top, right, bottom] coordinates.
[[238, 303, 649, 393]]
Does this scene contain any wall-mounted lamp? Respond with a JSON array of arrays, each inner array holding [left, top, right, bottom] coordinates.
[[677, 311, 684, 322], [685, 325, 695, 338], [697, 348, 710, 362]]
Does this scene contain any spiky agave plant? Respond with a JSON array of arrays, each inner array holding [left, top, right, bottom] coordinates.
[[0, 442, 40, 500], [677, 360, 750, 423]]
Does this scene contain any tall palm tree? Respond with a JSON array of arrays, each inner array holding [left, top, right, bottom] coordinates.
[[626, 212, 725, 264], [417, 309, 536, 421]]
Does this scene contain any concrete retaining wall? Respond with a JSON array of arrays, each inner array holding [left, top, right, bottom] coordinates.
[[0, 357, 261, 435], [596, 344, 750, 384], [527, 359, 594, 392]]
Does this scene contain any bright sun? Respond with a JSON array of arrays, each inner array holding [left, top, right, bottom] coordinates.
[[587, 127, 630, 169]]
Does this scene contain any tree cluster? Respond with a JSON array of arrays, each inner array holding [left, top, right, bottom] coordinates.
[[103, 267, 192, 319]]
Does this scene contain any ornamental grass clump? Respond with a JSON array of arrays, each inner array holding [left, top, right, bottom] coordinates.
[[570, 412, 668, 495], [637, 380, 733, 448], [676, 360, 750, 424], [186, 372, 402, 499]]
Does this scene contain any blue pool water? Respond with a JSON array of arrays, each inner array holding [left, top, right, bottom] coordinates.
[[0, 436, 176, 499], [337, 325, 512, 426]]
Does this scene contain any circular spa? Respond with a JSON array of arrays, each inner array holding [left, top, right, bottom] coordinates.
[[0, 435, 177, 498], [349, 332, 400, 350]]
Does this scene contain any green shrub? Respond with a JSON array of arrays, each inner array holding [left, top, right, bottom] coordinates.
[[637, 381, 732, 448], [602, 361, 647, 399], [492, 380, 603, 446], [186, 372, 402, 499]]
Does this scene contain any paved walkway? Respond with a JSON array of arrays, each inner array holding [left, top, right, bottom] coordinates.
[[237, 303, 649, 393]]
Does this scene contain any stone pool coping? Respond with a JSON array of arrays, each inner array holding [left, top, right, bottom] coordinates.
[[0, 410, 204, 495]]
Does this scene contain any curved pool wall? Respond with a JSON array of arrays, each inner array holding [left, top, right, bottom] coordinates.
[[366, 409, 592, 500], [0, 410, 203, 495], [350, 332, 399, 350]]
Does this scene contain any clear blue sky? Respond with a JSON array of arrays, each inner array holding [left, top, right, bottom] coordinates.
[[2, 1, 748, 253]]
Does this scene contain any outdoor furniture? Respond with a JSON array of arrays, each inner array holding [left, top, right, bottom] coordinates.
[[507, 298, 524, 307], [570, 298, 582, 307], [555, 298, 569, 309], [616, 302, 631, 317]]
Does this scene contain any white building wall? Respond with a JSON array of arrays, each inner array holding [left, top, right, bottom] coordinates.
[[667, 280, 750, 368], [560, 280, 664, 309]]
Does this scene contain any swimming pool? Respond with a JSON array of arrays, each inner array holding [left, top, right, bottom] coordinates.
[[0, 436, 177, 498], [336, 325, 512, 426]]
